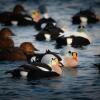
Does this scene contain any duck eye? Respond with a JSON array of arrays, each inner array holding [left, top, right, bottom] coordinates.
[[68, 51, 71, 54], [52, 58, 55, 60], [78, 26, 81, 28]]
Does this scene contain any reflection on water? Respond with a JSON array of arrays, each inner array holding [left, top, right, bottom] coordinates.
[[0, 0, 100, 100]]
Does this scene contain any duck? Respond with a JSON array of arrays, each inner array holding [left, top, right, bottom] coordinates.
[[72, 8, 99, 25], [32, 8, 56, 31], [55, 25, 91, 48], [5, 52, 63, 79], [0, 42, 38, 61], [29, 50, 62, 64], [0, 4, 34, 26], [34, 22, 64, 41], [61, 49, 78, 68]]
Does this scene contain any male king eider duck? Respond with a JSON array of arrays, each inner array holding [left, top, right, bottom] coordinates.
[[72, 8, 99, 25], [0, 4, 34, 26], [5, 52, 63, 79], [29, 50, 62, 64], [34, 22, 64, 41], [32, 8, 56, 31], [55, 25, 91, 48]]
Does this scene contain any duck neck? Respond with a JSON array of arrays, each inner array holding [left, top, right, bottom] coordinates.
[[44, 13, 49, 19], [52, 64, 62, 75]]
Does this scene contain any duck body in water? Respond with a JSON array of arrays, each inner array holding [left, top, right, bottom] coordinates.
[[72, 8, 99, 25], [0, 4, 34, 26], [35, 23, 64, 41], [55, 25, 91, 48], [5, 52, 63, 79]]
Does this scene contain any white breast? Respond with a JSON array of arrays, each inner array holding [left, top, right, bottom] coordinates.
[[11, 21, 18, 26], [80, 17, 88, 25], [66, 38, 73, 45], [44, 34, 51, 41], [20, 71, 28, 77]]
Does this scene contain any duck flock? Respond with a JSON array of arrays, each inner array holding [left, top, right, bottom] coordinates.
[[0, 4, 100, 80]]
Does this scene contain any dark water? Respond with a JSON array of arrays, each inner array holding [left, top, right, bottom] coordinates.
[[0, 0, 100, 100]]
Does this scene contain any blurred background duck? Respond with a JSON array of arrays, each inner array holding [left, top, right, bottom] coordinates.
[[32, 5, 56, 31], [55, 25, 91, 48], [0, 41, 38, 61], [0, 27, 15, 38], [34, 23, 63, 41], [72, 7, 99, 25], [0, 28, 15, 49], [5, 52, 63, 79], [0, 4, 34, 26]]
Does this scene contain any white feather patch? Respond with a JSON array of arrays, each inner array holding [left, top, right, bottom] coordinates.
[[44, 13, 49, 19], [20, 71, 28, 77], [24, 17, 32, 21], [80, 17, 88, 25], [44, 34, 51, 41], [11, 21, 18, 26], [66, 38, 73, 45], [53, 22, 56, 26], [37, 66, 50, 72], [31, 56, 36, 62]]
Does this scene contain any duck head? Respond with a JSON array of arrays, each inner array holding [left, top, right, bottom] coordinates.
[[41, 53, 62, 75], [38, 5, 49, 19], [38, 4, 47, 14], [20, 42, 38, 55], [13, 4, 26, 15], [32, 9, 41, 22], [0, 28, 15, 38], [63, 50, 78, 68]]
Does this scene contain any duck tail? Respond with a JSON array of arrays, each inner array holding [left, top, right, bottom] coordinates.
[[5, 70, 12, 74]]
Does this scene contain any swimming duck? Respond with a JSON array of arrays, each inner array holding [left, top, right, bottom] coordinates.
[[72, 8, 99, 25], [34, 22, 64, 41], [5, 53, 63, 79], [62, 49, 78, 68], [55, 25, 91, 48], [0, 42, 38, 61], [32, 9, 56, 31], [0, 4, 34, 26], [30, 50, 62, 64]]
